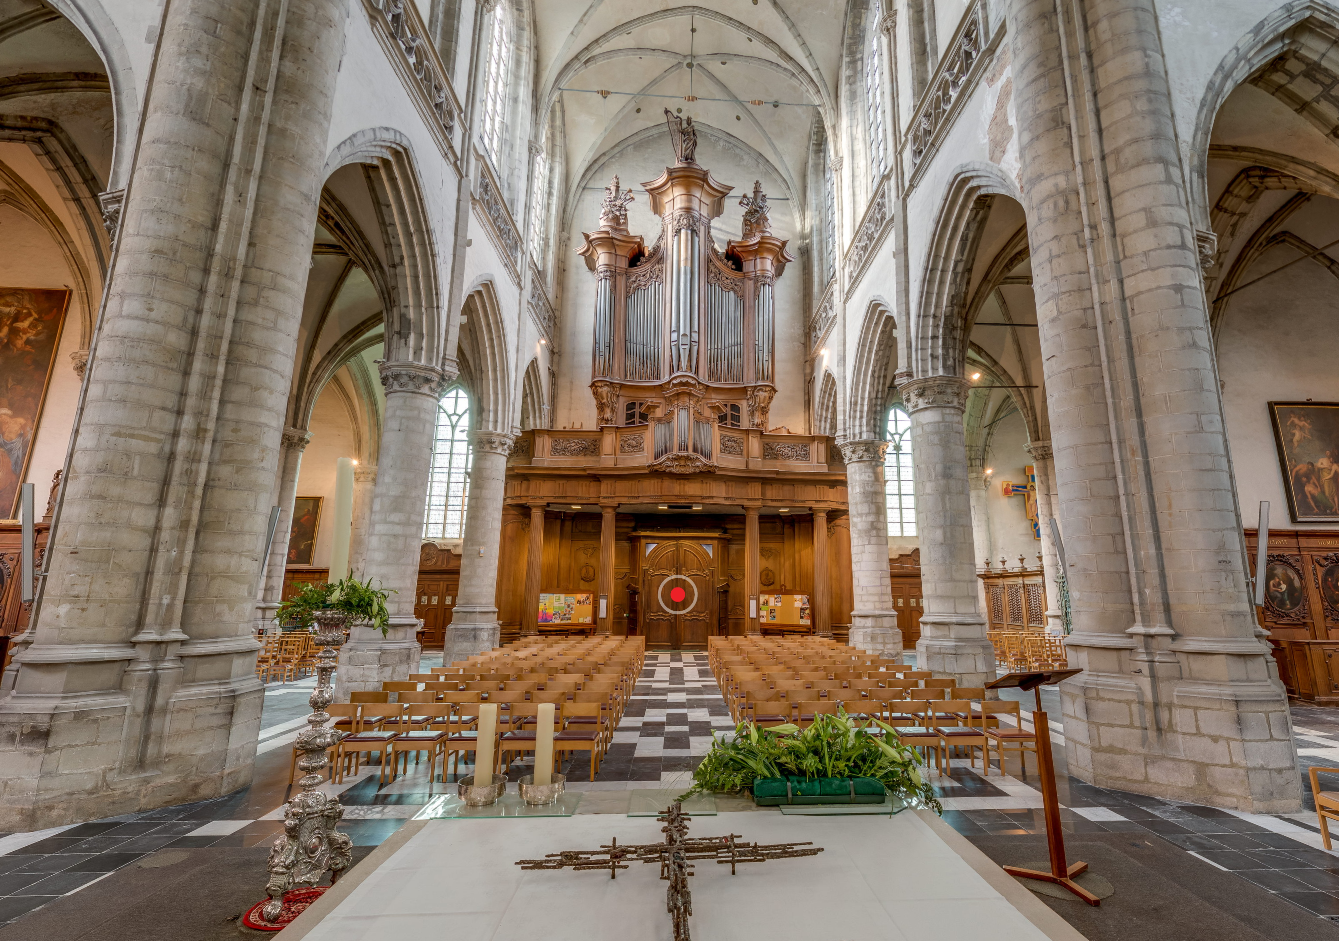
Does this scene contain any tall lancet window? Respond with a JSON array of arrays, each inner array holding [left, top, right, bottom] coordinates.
[[423, 388, 473, 540], [822, 162, 836, 280], [865, 4, 888, 184], [885, 405, 916, 536], [529, 146, 549, 264], [480, 5, 511, 161]]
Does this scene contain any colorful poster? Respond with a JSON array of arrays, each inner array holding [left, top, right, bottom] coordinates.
[[0, 288, 70, 518], [538, 592, 594, 624]]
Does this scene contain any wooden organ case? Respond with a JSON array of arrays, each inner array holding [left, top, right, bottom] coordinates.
[[577, 151, 793, 461]]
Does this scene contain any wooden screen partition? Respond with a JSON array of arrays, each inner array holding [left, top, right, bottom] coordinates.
[[1244, 528, 1339, 703], [979, 557, 1047, 632], [414, 542, 460, 649]]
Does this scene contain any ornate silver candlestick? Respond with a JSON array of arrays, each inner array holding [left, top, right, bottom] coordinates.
[[247, 610, 355, 929]]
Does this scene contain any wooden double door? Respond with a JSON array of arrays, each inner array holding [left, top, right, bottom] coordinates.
[[641, 539, 717, 650]]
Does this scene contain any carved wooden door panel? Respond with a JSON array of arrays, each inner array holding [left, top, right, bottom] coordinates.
[[641, 540, 717, 649]]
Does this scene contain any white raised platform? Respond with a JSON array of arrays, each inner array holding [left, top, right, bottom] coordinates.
[[285, 808, 1085, 941]]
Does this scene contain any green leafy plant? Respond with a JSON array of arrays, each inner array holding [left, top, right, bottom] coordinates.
[[274, 576, 395, 634], [684, 710, 942, 813]]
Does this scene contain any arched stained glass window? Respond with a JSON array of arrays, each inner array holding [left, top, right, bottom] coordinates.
[[865, 4, 888, 184], [480, 6, 510, 161], [423, 388, 473, 539], [885, 406, 915, 536]]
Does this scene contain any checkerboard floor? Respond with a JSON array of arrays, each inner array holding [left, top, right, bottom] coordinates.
[[1, 650, 1338, 929]]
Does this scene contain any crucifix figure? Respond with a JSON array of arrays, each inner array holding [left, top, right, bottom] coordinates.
[[516, 802, 822, 941]]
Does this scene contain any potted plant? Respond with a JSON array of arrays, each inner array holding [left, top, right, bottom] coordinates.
[[274, 575, 395, 634], [684, 710, 942, 812]]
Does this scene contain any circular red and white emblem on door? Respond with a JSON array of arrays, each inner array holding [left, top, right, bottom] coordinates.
[[657, 575, 698, 614]]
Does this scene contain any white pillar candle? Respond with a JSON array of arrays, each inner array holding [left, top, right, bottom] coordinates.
[[534, 702, 556, 786], [474, 703, 497, 786]]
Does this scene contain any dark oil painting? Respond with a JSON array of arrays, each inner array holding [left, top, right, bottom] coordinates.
[[0, 288, 70, 519], [1270, 403, 1339, 522], [286, 496, 323, 566]]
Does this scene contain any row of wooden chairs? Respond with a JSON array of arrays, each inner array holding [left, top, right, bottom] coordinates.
[[255, 632, 318, 683], [988, 630, 1068, 672]]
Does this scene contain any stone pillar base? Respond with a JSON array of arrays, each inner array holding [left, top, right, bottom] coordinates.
[[1060, 650, 1302, 813], [0, 677, 262, 831], [916, 614, 993, 687], [333, 619, 421, 701], [849, 611, 902, 659], [444, 605, 501, 665]]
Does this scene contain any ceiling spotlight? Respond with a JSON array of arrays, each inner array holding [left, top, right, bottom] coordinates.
[[984, 468, 994, 476], [658, 505, 669, 510], [779, 508, 790, 513], [571, 505, 582, 509], [970, 371, 981, 381], [821, 347, 829, 357], [539, 337, 547, 345], [351, 459, 359, 465]]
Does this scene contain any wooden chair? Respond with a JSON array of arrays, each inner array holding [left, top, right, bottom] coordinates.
[[382, 681, 420, 696], [498, 704, 561, 775], [923, 678, 956, 690], [886, 702, 945, 775], [908, 687, 948, 702], [795, 700, 840, 727], [389, 705, 451, 783], [983, 700, 1037, 774], [931, 700, 982, 774], [554, 703, 605, 780], [350, 691, 390, 704], [336, 704, 403, 784], [1309, 767, 1339, 849], [743, 691, 791, 727], [255, 636, 280, 682], [441, 704, 486, 778], [441, 690, 483, 704]]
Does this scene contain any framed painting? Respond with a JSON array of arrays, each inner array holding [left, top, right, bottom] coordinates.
[[1269, 402, 1339, 522], [286, 496, 323, 565], [0, 288, 71, 519]]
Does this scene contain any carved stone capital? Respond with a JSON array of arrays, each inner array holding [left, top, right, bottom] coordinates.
[[98, 188, 124, 240], [472, 431, 515, 455], [838, 439, 888, 464], [281, 426, 313, 451], [354, 465, 378, 483], [830, 156, 844, 173], [70, 349, 89, 379], [1194, 228, 1218, 272], [897, 375, 970, 414], [378, 360, 449, 398], [879, 11, 897, 35], [1024, 439, 1053, 462]]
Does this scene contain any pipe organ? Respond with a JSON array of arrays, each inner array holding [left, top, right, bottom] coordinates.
[[579, 150, 792, 474]]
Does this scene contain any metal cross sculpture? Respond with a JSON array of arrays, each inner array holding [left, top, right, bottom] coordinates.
[[515, 802, 822, 941]]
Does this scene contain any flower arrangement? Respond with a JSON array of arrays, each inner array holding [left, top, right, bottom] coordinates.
[[274, 575, 395, 634], [684, 710, 942, 812]]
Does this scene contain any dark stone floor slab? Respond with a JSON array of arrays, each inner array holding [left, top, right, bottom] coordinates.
[[0, 845, 375, 941], [967, 832, 1339, 941]]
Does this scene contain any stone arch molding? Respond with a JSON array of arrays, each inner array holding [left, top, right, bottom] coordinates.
[[323, 128, 446, 369], [45, 0, 139, 191], [457, 279, 512, 434], [847, 299, 896, 441], [912, 162, 1023, 380], [1188, 2, 1339, 229]]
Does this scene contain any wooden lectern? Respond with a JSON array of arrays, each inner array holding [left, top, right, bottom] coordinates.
[[986, 668, 1101, 906]]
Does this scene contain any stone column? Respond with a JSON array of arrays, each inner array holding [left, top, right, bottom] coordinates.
[[349, 463, 377, 577], [1006, 0, 1297, 810], [0, 0, 351, 830], [1024, 441, 1063, 634], [334, 363, 445, 701], [744, 507, 761, 635], [521, 503, 545, 635], [812, 508, 831, 637], [838, 441, 901, 658], [598, 504, 616, 634], [446, 431, 514, 663], [257, 427, 312, 629], [899, 377, 992, 687]]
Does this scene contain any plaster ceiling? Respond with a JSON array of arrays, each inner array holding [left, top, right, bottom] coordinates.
[[534, 2, 843, 202]]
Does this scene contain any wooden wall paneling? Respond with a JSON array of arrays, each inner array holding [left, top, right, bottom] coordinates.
[[0, 519, 50, 637], [496, 507, 528, 643], [828, 514, 852, 633]]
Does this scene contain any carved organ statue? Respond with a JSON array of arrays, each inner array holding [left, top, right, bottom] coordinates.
[[578, 144, 792, 474]]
